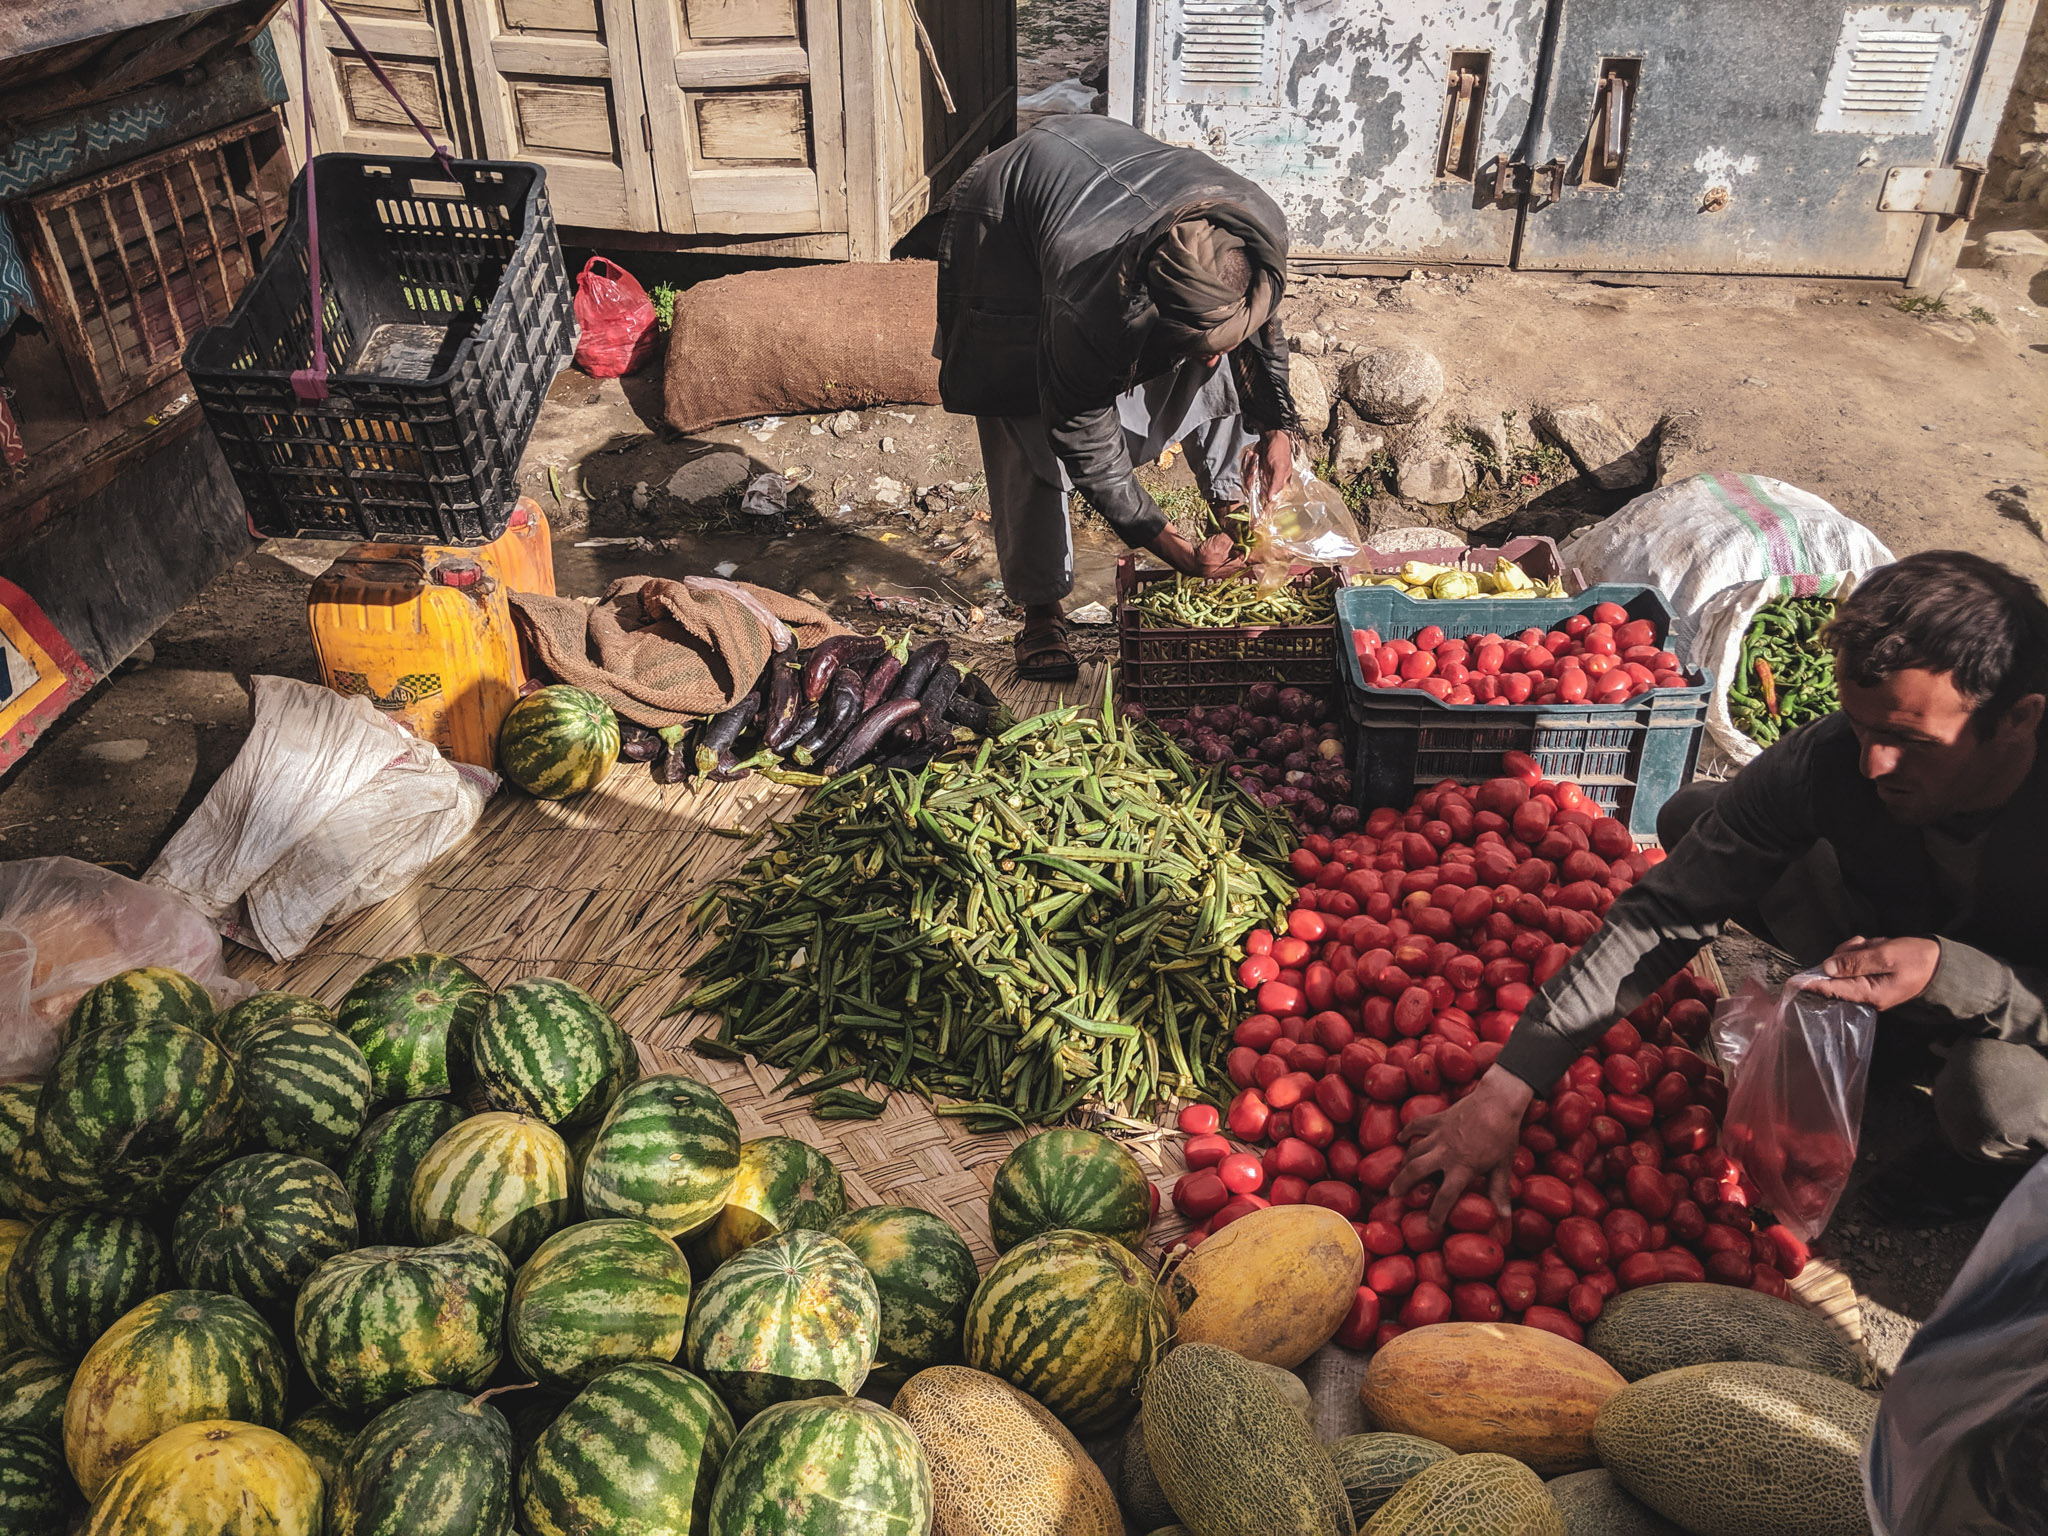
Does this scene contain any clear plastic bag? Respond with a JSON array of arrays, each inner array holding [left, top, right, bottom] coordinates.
[[572, 256, 660, 378], [1711, 970, 1877, 1240], [1866, 1159, 2048, 1536], [1244, 452, 1363, 586], [0, 858, 251, 1080]]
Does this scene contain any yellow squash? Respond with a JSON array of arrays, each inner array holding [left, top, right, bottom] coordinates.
[[1163, 1204, 1364, 1367]]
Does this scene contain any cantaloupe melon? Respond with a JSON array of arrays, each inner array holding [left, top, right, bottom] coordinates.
[[1357, 1323, 1625, 1476], [1326, 1435, 1455, 1527], [1162, 1205, 1363, 1368], [1119, 1415, 1176, 1530], [1248, 1360, 1317, 1431], [1362, 1453, 1564, 1536], [1544, 1469, 1683, 1536], [891, 1365, 1121, 1536], [1592, 1362, 1879, 1536], [1585, 1283, 1874, 1385], [1142, 1343, 1353, 1536]]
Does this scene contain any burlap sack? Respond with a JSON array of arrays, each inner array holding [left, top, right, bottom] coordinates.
[[663, 260, 943, 433]]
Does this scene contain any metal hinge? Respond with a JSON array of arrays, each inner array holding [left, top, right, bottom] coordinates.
[[1878, 162, 1986, 219], [1487, 154, 1566, 208]]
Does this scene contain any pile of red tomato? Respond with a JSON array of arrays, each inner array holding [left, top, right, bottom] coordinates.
[[1351, 598, 1693, 706], [1170, 750, 1809, 1352]]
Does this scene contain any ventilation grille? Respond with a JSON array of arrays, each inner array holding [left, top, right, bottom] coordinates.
[[1840, 29, 1943, 115], [1177, 3, 1264, 89]]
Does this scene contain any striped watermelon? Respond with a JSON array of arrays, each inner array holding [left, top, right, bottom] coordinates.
[[0, 1350, 69, 1441], [409, 1112, 574, 1264], [0, 1222, 24, 1353], [5, 1209, 168, 1358], [331, 1387, 516, 1536], [0, 1430, 73, 1533], [37, 1020, 238, 1211], [235, 1018, 373, 1167], [962, 1228, 1171, 1435], [498, 686, 620, 801], [987, 1129, 1152, 1252], [707, 1395, 934, 1536], [508, 1218, 693, 1390], [282, 1400, 360, 1490], [829, 1206, 979, 1388], [346, 1098, 470, 1246], [581, 1073, 740, 1239], [64, 1289, 290, 1499], [172, 1153, 358, 1313], [0, 1087, 49, 1220], [68, 967, 213, 1041], [337, 953, 490, 1103], [293, 1235, 510, 1415], [214, 993, 333, 1055], [685, 1228, 880, 1423], [473, 978, 638, 1132], [690, 1136, 848, 1272], [518, 1361, 734, 1536], [81, 1420, 320, 1536]]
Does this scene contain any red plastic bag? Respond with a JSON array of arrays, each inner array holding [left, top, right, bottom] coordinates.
[[573, 256, 659, 377], [1711, 970, 1877, 1241]]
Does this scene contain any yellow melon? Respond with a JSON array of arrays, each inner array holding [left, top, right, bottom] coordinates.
[[1162, 1204, 1363, 1367]]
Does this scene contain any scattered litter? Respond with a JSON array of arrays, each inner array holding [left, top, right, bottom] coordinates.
[[1067, 602, 1113, 625], [1018, 77, 1098, 114], [885, 411, 917, 424], [871, 476, 909, 507], [713, 561, 740, 578], [739, 472, 790, 536], [573, 537, 644, 548], [742, 416, 783, 442]]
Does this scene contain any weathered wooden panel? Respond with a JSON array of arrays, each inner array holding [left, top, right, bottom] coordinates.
[[500, 0, 602, 34], [514, 82, 617, 155], [684, 0, 800, 41], [693, 89, 808, 163], [341, 59, 448, 128], [338, 0, 429, 14]]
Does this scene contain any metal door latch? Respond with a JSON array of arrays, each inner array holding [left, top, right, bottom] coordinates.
[[1878, 162, 1986, 219], [1488, 155, 1566, 207]]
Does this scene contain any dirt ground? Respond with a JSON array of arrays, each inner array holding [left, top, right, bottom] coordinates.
[[5, 0, 2045, 1368]]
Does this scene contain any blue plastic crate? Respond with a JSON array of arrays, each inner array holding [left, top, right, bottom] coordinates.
[[1335, 583, 1711, 839]]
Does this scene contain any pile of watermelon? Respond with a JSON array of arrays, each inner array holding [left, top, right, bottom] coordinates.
[[1167, 754, 1810, 1349], [0, 951, 1185, 1534]]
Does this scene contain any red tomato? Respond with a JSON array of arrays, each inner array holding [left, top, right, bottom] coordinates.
[[1226, 1090, 1270, 1141], [1172, 1170, 1230, 1220], [1212, 1194, 1270, 1230], [1335, 1286, 1382, 1349], [1443, 1233, 1506, 1281], [1183, 1133, 1232, 1170], [1520, 1175, 1575, 1222], [1399, 1211, 1443, 1253], [1452, 1281, 1505, 1323], [1399, 1281, 1453, 1329], [1521, 1306, 1584, 1344], [1367, 1254, 1418, 1297], [1217, 1151, 1265, 1196], [1308, 1181, 1363, 1219], [1356, 1145, 1407, 1191], [1268, 1175, 1309, 1205]]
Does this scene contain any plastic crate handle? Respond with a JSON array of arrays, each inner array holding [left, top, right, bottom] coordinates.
[[286, 0, 461, 402]]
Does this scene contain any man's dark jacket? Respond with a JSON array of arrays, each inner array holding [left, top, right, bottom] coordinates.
[[935, 116, 1300, 546]]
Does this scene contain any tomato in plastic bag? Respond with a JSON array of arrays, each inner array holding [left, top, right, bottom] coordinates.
[[573, 256, 660, 377]]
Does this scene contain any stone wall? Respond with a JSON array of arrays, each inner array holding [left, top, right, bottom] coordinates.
[[1990, 2, 2048, 212]]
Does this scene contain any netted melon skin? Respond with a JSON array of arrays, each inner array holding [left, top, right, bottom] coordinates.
[[892, 1365, 1121, 1536], [1545, 1469, 1684, 1536], [1360, 1453, 1565, 1536], [1328, 1434, 1456, 1526], [1586, 1284, 1875, 1385], [1120, 1416, 1177, 1529], [1592, 1362, 1879, 1536]]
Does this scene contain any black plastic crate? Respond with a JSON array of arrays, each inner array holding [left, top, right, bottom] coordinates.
[[185, 155, 574, 544], [1338, 583, 1711, 839], [1115, 556, 1341, 718]]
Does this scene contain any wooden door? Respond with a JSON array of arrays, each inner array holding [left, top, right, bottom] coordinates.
[[452, 0, 662, 231], [632, 0, 847, 239], [269, 0, 476, 161]]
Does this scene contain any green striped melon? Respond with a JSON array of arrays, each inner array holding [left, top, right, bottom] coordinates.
[[1328, 1434, 1457, 1526], [498, 686, 619, 801], [345, 1098, 469, 1245], [1362, 1452, 1564, 1536], [0, 1430, 72, 1533], [337, 953, 490, 1103], [283, 1401, 361, 1491], [691, 1136, 847, 1271], [64, 1289, 290, 1499], [409, 1111, 574, 1264], [508, 1218, 693, 1390], [580, 1073, 740, 1239], [172, 1153, 357, 1312], [37, 1019, 238, 1211], [0, 1222, 25, 1353], [828, 1205, 979, 1388], [68, 967, 213, 1041], [1585, 1283, 1875, 1386], [0, 1350, 70, 1441], [963, 1228, 1171, 1435], [988, 1129, 1152, 1252], [518, 1361, 734, 1536], [473, 978, 638, 1132], [5, 1209, 169, 1358], [235, 1017, 373, 1166], [502, 1385, 568, 1458], [0, 1086, 49, 1219], [707, 1395, 934, 1536], [81, 1420, 320, 1536], [215, 993, 333, 1055], [293, 1234, 510, 1415], [686, 1228, 879, 1423], [331, 1386, 516, 1536]]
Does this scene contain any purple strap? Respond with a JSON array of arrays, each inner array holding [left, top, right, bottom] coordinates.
[[288, 0, 460, 402]]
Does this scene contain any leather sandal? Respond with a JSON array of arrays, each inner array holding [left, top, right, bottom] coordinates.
[[1014, 614, 1078, 682]]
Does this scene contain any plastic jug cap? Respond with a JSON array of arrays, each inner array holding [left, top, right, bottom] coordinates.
[[435, 560, 485, 589]]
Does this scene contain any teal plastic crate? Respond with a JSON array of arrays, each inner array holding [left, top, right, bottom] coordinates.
[[1336, 583, 1711, 840]]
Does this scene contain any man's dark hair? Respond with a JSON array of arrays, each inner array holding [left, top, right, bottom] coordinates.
[[1824, 550, 2048, 729]]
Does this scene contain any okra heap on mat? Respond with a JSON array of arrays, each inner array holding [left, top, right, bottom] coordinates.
[[678, 675, 1296, 1128]]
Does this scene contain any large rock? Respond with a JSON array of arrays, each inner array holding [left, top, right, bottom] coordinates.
[[1288, 359, 1334, 439], [1533, 403, 1654, 490], [666, 447, 750, 504], [1327, 405, 1387, 483], [1651, 411, 1707, 488], [1979, 228, 2048, 283], [1340, 343, 1445, 425], [1390, 424, 1470, 506]]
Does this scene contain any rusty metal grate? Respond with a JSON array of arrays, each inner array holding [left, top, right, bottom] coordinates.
[[13, 113, 292, 417]]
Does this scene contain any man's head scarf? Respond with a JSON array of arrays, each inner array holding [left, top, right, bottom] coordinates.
[[1147, 217, 1279, 357]]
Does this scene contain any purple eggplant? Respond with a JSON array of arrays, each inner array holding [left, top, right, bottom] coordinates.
[[824, 697, 922, 775], [793, 663, 868, 765], [694, 693, 761, 777], [760, 641, 806, 751], [890, 640, 949, 702], [916, 664, 961, 745], [801, 634, 885, 702]]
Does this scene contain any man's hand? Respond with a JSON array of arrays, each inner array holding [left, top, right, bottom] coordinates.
[[1255, 429, 1293, 500], [1148, 524, 1245, 580], [1796, 935, 1941, 1012], [1392, 1065, 1533, 1227]]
